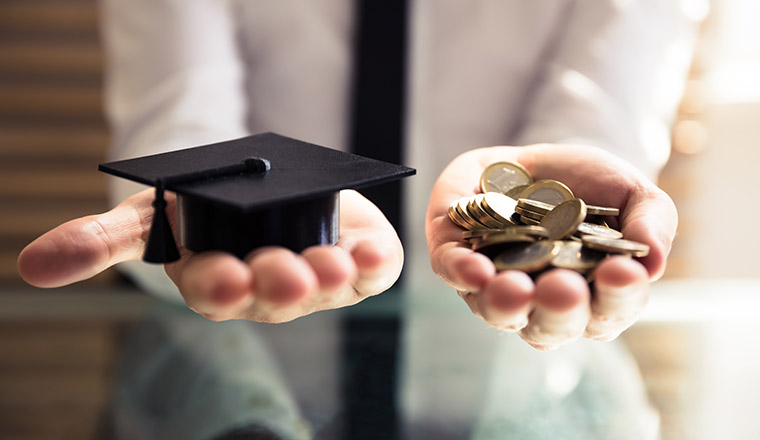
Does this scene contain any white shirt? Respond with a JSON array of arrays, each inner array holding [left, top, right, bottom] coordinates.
[[100, 0, 700, 298]]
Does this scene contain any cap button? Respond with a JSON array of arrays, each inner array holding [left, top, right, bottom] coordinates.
[[243, 157, 271, 174]]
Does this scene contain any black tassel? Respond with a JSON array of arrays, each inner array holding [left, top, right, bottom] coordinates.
[[143, 184, 181, 263]]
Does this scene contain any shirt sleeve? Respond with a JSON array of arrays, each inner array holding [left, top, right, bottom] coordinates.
[[100, 0, 250, 301], [511, 0, 706, 179]]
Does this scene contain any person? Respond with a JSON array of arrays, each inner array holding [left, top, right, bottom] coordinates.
[[18, 1, 695, 351]]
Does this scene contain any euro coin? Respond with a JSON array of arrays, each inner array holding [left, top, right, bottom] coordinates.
[[514, 207, 544, 221], [462, 229, 500, 240], [476, 225, 550, 242], [518, 180, 574, 205], [469, 194, 504, 228], [586, 205, 620, 216], [516, 198, 554, 215], [472, 232, 535, 252], [448, 201, 471, 229], [493, 241, 559, 272], [480, 192, 518, 224], [457, 198, 487, 229], [505, 184, 531, 199], [551, 240, 606, 272], [480, 162, 533, 194], [539, 199, 587, 240], [501, 225, 551, 238], [576, 222, 624, 239], [581, 235, 650, 257]]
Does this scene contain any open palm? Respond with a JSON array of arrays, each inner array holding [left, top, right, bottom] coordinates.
[[426, 144, 677, 350], [19, 189, 403, 323]]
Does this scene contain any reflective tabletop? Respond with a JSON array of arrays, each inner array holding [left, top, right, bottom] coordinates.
[[2, 279, 760, 440]]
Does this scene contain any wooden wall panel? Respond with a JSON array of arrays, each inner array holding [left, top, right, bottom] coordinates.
[[0, 0, 113, 285]]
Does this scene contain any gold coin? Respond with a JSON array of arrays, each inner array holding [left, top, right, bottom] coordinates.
[[519, 215, 541, 225], [480, 192, 518, 224], [480, 162, 533, 194], [581, 235, 650, 257], [462, 228, 501, 240], [504, 225, 551, 238], [551, 240, 606, 271], [539, 199, 587, 240], [493, 241, 559, 272], [505, 184, 531, 199], [480, 225, 550, 240], [472, 233, 535, 252], [518, 180, 574, 205], [448, 201, 470, 229], [469, 194, 505, 228], [514, 207, 544, 221], [586, 205, 620, 216], [456, 197, 488, 229], [576, 222, 624, 239], [516, 198, 555, 215]]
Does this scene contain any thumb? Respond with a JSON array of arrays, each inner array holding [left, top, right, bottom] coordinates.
[[17, 189, 159, 287]]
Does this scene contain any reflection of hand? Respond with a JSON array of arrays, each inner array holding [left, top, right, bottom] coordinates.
[[18, 189, 403, 323], [426, 144, 677, 350]]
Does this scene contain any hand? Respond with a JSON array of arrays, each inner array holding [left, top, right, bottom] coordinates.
[[426, 144, 677, 350], [18, 189, 403, 323]]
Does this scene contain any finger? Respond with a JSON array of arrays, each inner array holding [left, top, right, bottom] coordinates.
[[477, 271, 535, 331], [166, 251, 254, 321], [247, 247, 319, 316], [621, 193, 677, 280], [301, 246, 357, 302], [520, 269, 590, 350], [427, 216, 496, 291], [337, 190, 404, 296], [349, 239, 402, 296], [437, 245, 496, 292], [585, 256, 649, 341], [17, 189, 156, 287]]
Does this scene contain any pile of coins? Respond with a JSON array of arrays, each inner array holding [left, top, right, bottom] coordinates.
[[447, 161, 649, 280]]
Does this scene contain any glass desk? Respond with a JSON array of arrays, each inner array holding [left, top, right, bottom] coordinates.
[[1, 279, 759, 440]]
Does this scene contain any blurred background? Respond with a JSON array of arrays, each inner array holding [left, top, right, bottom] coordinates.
[[1, 0, 760, 439]]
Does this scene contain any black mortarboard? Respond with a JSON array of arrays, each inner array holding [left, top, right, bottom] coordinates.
[[99, 132, 415, 263]]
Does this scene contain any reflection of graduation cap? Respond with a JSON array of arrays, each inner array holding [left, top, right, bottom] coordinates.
[[99, 132, 415, 263]]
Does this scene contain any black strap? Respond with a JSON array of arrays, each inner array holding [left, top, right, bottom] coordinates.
[[349, 0, 409, 242], [342, 1, 408, 439]]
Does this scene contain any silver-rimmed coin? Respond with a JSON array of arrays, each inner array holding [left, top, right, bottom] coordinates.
[[472, 233, 535, 252], [448, 200, 471, 229], [478, 225, 550, 241], [504, 225, 551, 238], [456, 197, 487, 229], [493, 241, 559, 272], [586, 205, 620, 216], [551, 240, 606, 271], [469, 194, 505, 228], [505, 184, 531, 199], [514, 207, 545, 221], [518, 180, 574, 205], [539, 198, 587, 240], [581, 235, 650, 257], [517, 198, 555, 215], [462, 228, 502, 240], [576, 222, 624, 239], [480, 162, 533, 194], [480, 192, 518, 224]]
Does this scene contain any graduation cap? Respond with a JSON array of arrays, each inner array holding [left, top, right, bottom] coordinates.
[[99, 132, 415, 263]]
